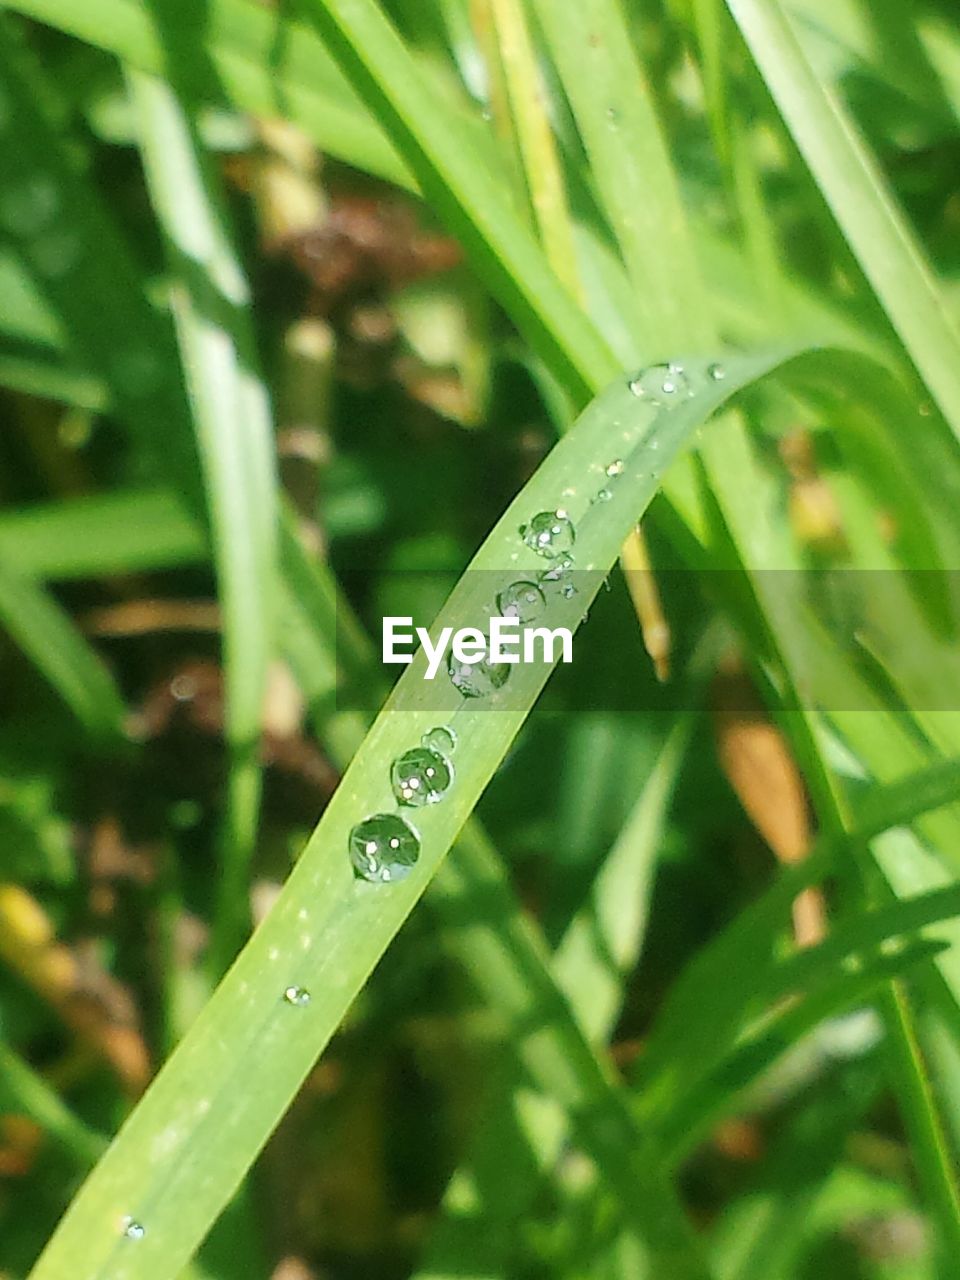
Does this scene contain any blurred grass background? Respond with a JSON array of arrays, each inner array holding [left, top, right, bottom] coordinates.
[[1, 0, 960, 1277]]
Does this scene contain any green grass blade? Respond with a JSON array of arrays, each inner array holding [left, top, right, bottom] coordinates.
[[0, 562, 126, 742], [28, 346, 817, 1280], [726, 0, 960, 441], [128, 69, 279, 972], [0, 491, 206, 579], [0, 1042, 107, 1167], [302, 0, 617, 404]]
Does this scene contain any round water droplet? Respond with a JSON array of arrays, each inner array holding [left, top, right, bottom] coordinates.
[[605, 459, 624, 477], [349, 813, 420, 883], [122, 1218, 146, 1241], [918, 402, 932, 417], [0, 174, 60, 237], [283, 985, 311, 1006], [496, 580, 546, 622], [522, 511, 576, 559], [391, 746, 453, 806], [707, 362, 726, 382], [590, 488, 612, 504], [627, 362, 693, 406], [447, 648, 511, 698], [560, 582, 578, 599], [421, 725, 456, 756]]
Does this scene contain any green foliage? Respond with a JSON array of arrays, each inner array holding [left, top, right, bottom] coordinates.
[[0, 0, 958, 1278]]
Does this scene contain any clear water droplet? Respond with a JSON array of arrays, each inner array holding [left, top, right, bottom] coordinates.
[[496, 580, 546, 623], [447, 648, 511, 698], [421, 726, 456, 756], [918, 402, 932, 417], [283, 985, 311, 1006], [521, 511, 576, 559], [604, 459, 624, 477], [0, 174, 60, 237], [560, 582, 578, 599], [349, 814, 420, 883], [391, 746, 453, 806], [590, 488, 612, 504], [707, 362, 726, 381], [628, 362, 693, 406], [122, 1218, 145, 1241]]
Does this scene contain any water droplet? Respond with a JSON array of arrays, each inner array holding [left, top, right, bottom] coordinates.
[[122, 1218, 145, 1241], [707, 362, 726, 381], [918, 402, 932, 417], [447, 648, 511, 698], [560, 583, 578, 599], [606, 107, 620, 126], [349, 814, 420, 883], [391, 746, 453, 806], [28, 229, 82, 278], [590, 488, 612, 504], [604, 459, 624, 477], [496, 580, 546, 622], [0, 174, 60, 237], [282, 985, 311, 1006], [521, 511, 576, 559], [627, 362, 693, 406], [421, 726, 456, 756]]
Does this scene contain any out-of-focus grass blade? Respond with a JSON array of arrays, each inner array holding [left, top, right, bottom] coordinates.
[[0, 491, 206, 579], [658, 941, 947, 1166], [29, 347, 828, 1280], [129, 69, 279, 973], [726, 0, 960, 442], [531, 0, 710, 351], [0, 1042, 107, 1167], [301, 0, 617, 404], [1, 0, 415, 187], [0, 562, 126, 742], [416, 716, 692, 1280]]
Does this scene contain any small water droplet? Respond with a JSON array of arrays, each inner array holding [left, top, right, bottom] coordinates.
[[349, 814, 420, 883], [628, 362, 693, 406], [560, 582, 578, 599], [590, 488, 612, 504], [391, 746, 453, 806], [604, 459, 624, 477], [421, 726, 456, 756], [522, 511, 576, 559], [918, 402, 932, 417], [707, 362, 726, 382], [447, 648, 511, 698], [496, 580, 546, 622], [122, 1218, 145, 1241], [282, 985, 311, 1006], [606, 106, 620, 125], [0, 174, 60, 237]]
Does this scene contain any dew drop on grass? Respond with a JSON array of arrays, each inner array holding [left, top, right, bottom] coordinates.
[[919, 402, 932, 417], [349, 814, 420, 882], [604, 459, 624, 477], [496, 580, 546, 622], [391, 746, 453, 806], [421, 726, 456, 756], [520, 511, 576, 558], [628, 362, 693, 405], [590, 488, 612, 504], [122, 1218, 145, 1241], [707, 362, 726, 381], [447, 649, 511, 698], [282, 985, 311, 1007]]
